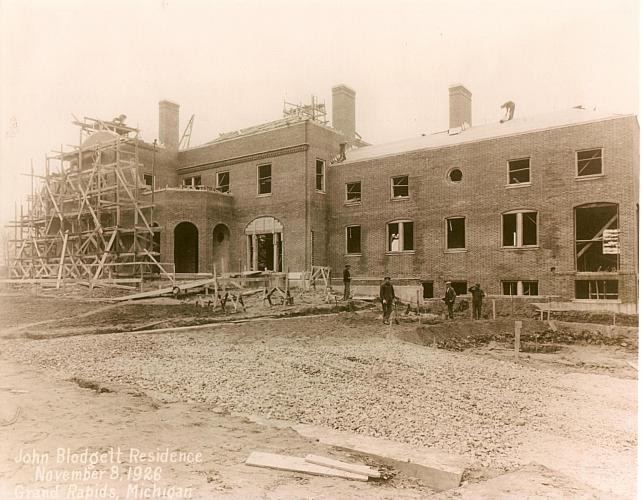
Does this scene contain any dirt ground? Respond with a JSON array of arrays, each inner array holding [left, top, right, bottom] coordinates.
[[0, 294, 638, 499]]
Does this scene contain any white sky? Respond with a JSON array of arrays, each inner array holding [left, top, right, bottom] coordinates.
[[0, 0, 639, 228]]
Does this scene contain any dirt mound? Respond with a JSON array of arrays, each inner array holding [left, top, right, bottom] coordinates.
[[399, 319, 638, 352]]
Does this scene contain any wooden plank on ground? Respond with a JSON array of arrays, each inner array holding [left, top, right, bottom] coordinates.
[[304, 454, 380, 478], [245, 452, 368, 481], [112, 277, 217, 301], [294, 424, 467, 491]]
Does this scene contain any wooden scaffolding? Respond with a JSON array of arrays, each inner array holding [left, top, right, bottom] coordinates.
[[7, 117, 165, 286]]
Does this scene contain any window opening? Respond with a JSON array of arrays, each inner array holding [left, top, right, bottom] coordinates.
[[577, 149, 603, 177], [316, 159, 325, 192], [387, 221, 413, 252], [346, 226, 361, 254], [216, 171, 230, 193], [575, 203, 618, 272], [346, 181, 361, 203], [508, 158, 530, 184], [446, 217, 465, 249], [258, 164, 271, 195], [391, 175, 409, 198]]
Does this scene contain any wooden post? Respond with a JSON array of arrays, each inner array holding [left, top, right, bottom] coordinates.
[[213, 264, 218, 298], [56, 230, 69, 289], [416, 289, 421, 326], [514, 320, 522, 359], [547, 295, 551, 321], [492, 299, 496, 320]]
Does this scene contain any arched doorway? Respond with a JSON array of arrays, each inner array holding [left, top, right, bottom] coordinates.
[[212, 224, 230, 274], [245, 217, 283, 272], [174, 222, 199, 273]]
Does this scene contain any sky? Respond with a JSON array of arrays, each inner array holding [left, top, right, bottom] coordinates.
[[0, 0, 639, 229]]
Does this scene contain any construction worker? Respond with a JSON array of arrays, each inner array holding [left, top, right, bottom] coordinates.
[[443, 281, 456, 319], [343, 264, 352, 300], [468, 283, 485, 320], [380, 276, 396, 324]]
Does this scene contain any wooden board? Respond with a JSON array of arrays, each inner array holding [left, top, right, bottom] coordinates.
[[245, 452, 368, 481], [293, 424, 467, 491], [304, 454, 380, 478]]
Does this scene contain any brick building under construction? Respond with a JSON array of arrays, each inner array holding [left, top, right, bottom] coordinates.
[[8, 84, 639, 309]]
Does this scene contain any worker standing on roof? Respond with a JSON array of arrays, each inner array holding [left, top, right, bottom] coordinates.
[[380, 276, 396, 325], [343, 264, 352, 301]]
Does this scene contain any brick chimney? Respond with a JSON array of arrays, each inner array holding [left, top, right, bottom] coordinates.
[[448, 84, 472, 130], [159, 100, 180, 150], [332, 84, 356, 142]]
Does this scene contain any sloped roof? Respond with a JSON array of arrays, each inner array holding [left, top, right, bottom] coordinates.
[[204, 116, 306, 145], [343, 108, 633, 164]]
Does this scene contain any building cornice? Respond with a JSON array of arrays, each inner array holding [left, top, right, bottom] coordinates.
[[177, 143, 309, 174]]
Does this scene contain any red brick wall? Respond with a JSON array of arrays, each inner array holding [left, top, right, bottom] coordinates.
[[327, 116, 639, 303], [150, 190, 234, 273], [156, 121, 344, 273], [138, 143, 178, 190]]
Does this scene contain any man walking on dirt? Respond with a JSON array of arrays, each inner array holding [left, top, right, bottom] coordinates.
[[343, 264, 352, 300], [443, 281, 456, 320], [468, 283, 485, 320], [380, 276, 396, 324]]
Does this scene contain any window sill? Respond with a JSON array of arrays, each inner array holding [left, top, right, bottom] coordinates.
[[316, 190, 326, 194], [574, 271, 619, 275], [345, 201, 362, 206], [501, 246, 540, 251], [257, 193, 272, 198], [572, 298, 621, 303], [505, 182, 531, 189], [344, 253, 362, 257], [574, 174, 605, 181], [386, 251, 415, 255], [444, 248, 467, 253], [391, 196, 409, 202]]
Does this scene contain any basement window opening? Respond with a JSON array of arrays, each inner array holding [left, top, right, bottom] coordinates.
[[346, 181, 361, 204], [451, 281, 468, 296], [257, 164, 272, 195], [575, 203, 618, 272], [446, 217, 466, 249], [316, 159, 326, 192], [391, 175, 409, 199], [507, 158, 530, 185], [387, 221, 414, 252], [575, 280, 618, 300], [576, 148, 603, 177], [502, 211, 538, 247], [502, 280, 539, 296], [422, 281, 434, 299], [216, 171, 230, 193], [346, 225, 361, 254]]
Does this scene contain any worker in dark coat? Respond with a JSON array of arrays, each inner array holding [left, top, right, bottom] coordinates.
[[443, 281, 456, 319], [343, 264, 351, 300], [468, 283, 485, 320], [380, 276, 396, 324]]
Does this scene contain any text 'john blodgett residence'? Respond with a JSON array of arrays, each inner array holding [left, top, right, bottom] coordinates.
[[10, 84, 640, 309]]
